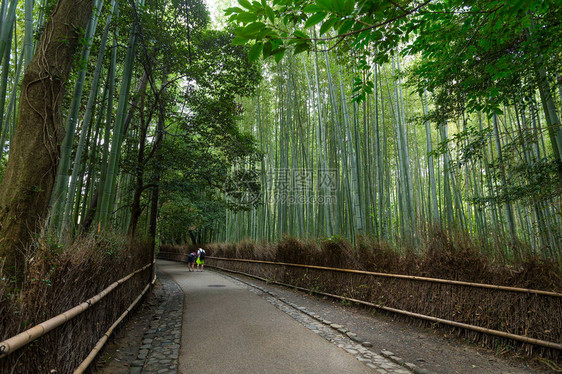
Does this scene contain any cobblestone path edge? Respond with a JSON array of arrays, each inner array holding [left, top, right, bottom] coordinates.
[[129, 270, 183, 374]]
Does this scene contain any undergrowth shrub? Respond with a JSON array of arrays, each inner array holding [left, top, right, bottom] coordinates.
[[0, 232, 153, 373]]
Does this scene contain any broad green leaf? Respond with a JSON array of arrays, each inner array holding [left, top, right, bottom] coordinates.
[[241, 22, 266, 37], [316, 0, 332, 11], [305, 12, 327, 29], [344, 0, 354, 13], [271, 47, 285, 55], [232, 35, 250, 45], [262, 41, 273, 58], [256, 29, 269, 40], [238, 0, 253, 10], [294, 42, 310, 55], [225, 7, 244, 15], [236, 12, 258, 23], [303, 4, 322, 13], [338, 19, 354, 34], [274, 48, 286, 63], [249, 42, 263, 62], [270, 37, 282, 48], [293, 30, 309, 39], [319, 18, 336, 35], [265, 5, 275, 22], [334, 0, 345, 13]]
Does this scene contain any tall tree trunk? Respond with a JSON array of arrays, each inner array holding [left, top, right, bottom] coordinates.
[[0, 0, 94, 277], [50, 0, 104, 234]]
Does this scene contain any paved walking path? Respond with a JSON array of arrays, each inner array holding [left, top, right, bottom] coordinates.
[[148, 259, 416, 374], [164, 260, 373, 373]]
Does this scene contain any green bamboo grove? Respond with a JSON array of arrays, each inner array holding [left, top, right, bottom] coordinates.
[[218, 54, 562, 259], [215, 0, 562, 261]]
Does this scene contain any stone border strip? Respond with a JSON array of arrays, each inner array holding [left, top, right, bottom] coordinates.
[[217, 271, 435, 374], [129, 270, 183, 374]]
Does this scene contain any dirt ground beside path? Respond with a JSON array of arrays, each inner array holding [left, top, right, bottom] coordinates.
[[96, 268, 554, 374], [95, 280, 163, 373]]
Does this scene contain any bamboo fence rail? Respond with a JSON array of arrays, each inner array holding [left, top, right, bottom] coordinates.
[[210, 263, 562, 351], [157, 253, 562, 297], [0, 260, 155, 360], [73, 274, 157, 373]]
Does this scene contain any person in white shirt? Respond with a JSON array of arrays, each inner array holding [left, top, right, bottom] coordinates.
[[196, 247, 206, 272]]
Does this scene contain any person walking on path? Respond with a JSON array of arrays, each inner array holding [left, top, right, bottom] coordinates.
[[196, 247, 206, 271], [186, 251, 196, 271]]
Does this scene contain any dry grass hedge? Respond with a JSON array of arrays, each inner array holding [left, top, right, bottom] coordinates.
[[160, 229, 561, 362], [0, 233, 153, 373]]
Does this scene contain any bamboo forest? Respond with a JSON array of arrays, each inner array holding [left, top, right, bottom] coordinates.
[[0, 0, 561, 372], [220, 0, 562, 263], [0, 0, 560, 274]]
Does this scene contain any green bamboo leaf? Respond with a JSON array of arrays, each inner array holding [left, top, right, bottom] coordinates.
[[249, 42, 263, 62], [305, 12, 327, 29], [371, 30, 383, 40]]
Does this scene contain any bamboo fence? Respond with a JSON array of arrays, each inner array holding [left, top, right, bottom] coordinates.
[[0, 260, 156, 370]]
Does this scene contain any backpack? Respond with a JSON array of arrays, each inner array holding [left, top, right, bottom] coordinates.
[[199, 249, 206, 260]]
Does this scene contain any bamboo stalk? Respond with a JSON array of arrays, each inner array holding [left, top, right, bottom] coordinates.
[[0, 261, 154, 359]]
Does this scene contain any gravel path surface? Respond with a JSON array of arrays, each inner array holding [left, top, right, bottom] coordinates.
[[97, 261, 548, 374]]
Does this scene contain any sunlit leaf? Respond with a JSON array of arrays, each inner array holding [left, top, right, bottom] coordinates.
[[238, 0, 253, 10], [305, 12, 327, 29]]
